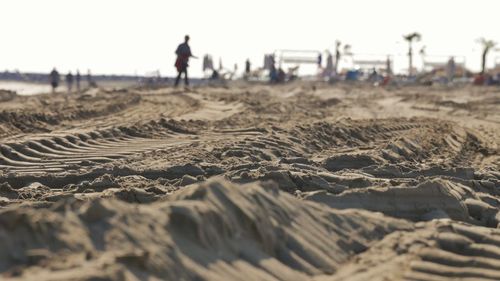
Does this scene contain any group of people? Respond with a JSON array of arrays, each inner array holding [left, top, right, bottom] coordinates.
[[49, 68, 94, 93], [47, 35, 195, 92], [173, 35, 255, 86], [264, 55, 288, 83], [47, 35, 269, 92], [269, 65, 287, 83]]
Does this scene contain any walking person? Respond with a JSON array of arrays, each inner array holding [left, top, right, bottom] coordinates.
[[447, 57, 456, 84], [66, 72, 74, 93], [76, 70, 81, 92], [174, 35, 196, 87], [49, 68, 60, 93]]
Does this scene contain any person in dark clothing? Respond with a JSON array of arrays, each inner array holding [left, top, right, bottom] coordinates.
[[76, 70, 81, 92], [174, 35, 196, 87], [335, 40, 341, 75], [49, 68, 60, 93], [87, 70, 92, 84], [66, 72, 74, 93], [244, 59, 251, 80], [245, 59, 251, 73], [210, 69, 220, 80], [278, 67, 286, 83]]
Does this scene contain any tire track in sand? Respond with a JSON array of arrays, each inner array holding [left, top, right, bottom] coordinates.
[[0, 93, 246, 175]]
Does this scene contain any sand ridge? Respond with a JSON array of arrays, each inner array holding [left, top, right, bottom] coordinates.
[[0, 82, 499, 280]]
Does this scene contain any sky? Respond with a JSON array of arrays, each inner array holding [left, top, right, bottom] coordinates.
[[0, 0, 499, 77]]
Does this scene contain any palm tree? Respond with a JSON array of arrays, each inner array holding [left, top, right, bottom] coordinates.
[[343, 44, 352, 56], [476, 38, 497, 74], [403, 32, 422, 76]]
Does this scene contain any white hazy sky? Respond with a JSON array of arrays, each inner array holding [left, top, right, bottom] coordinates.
[[0, 0, 499, 77]]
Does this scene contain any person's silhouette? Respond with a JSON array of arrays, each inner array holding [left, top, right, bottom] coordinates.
[[245, 59, 251, 74], [49, 68, 60, 93], [76, 70, 81, 92], [66, 72, 74, 93], [174, 35, 196, 87]]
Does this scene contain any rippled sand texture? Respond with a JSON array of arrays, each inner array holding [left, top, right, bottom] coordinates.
[[0, 83, 499, 280]]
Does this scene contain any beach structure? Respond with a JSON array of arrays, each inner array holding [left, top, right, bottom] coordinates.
[[276, 49, 321, 67], [350, 54, 393, 76], [332, 53, 393, 82], [422, 55, 466, 71], [422, 55, 467, 78], [273, 49, 323, 80]]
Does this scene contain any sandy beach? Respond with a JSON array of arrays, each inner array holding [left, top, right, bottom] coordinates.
[[0, 81, 54, 96], [0, 82, 499, 280]]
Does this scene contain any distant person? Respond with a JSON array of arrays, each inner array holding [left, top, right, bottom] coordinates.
[[277, 67, 286, 83], [325, 52, 333, 78], [317, 53, 322, 68], [268, 55, 278, 83], [334, 41, 341, 76], [174, 35, 196, 87], [66, 72, 74, 93], [447, 57, 456, 83], [244, 59, 251, 80], [76, 70, 81, 92], [245, 59, 251, 74], [386, 56, 392, 77], [218, 58, 223, 71], [369, 68, 378, 82], [210, 69, 220, 80], [269, 65, 278, 83], [49, 68, 60, 93]]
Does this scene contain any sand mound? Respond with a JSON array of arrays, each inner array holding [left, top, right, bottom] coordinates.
[[305, 178, 500, 227], [316, 221, 500, 281], [0, 179, 410, 280], [0, 90, 17, 103]]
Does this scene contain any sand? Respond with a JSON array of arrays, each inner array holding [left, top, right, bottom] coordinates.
[[0, 82, 498, 280]]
